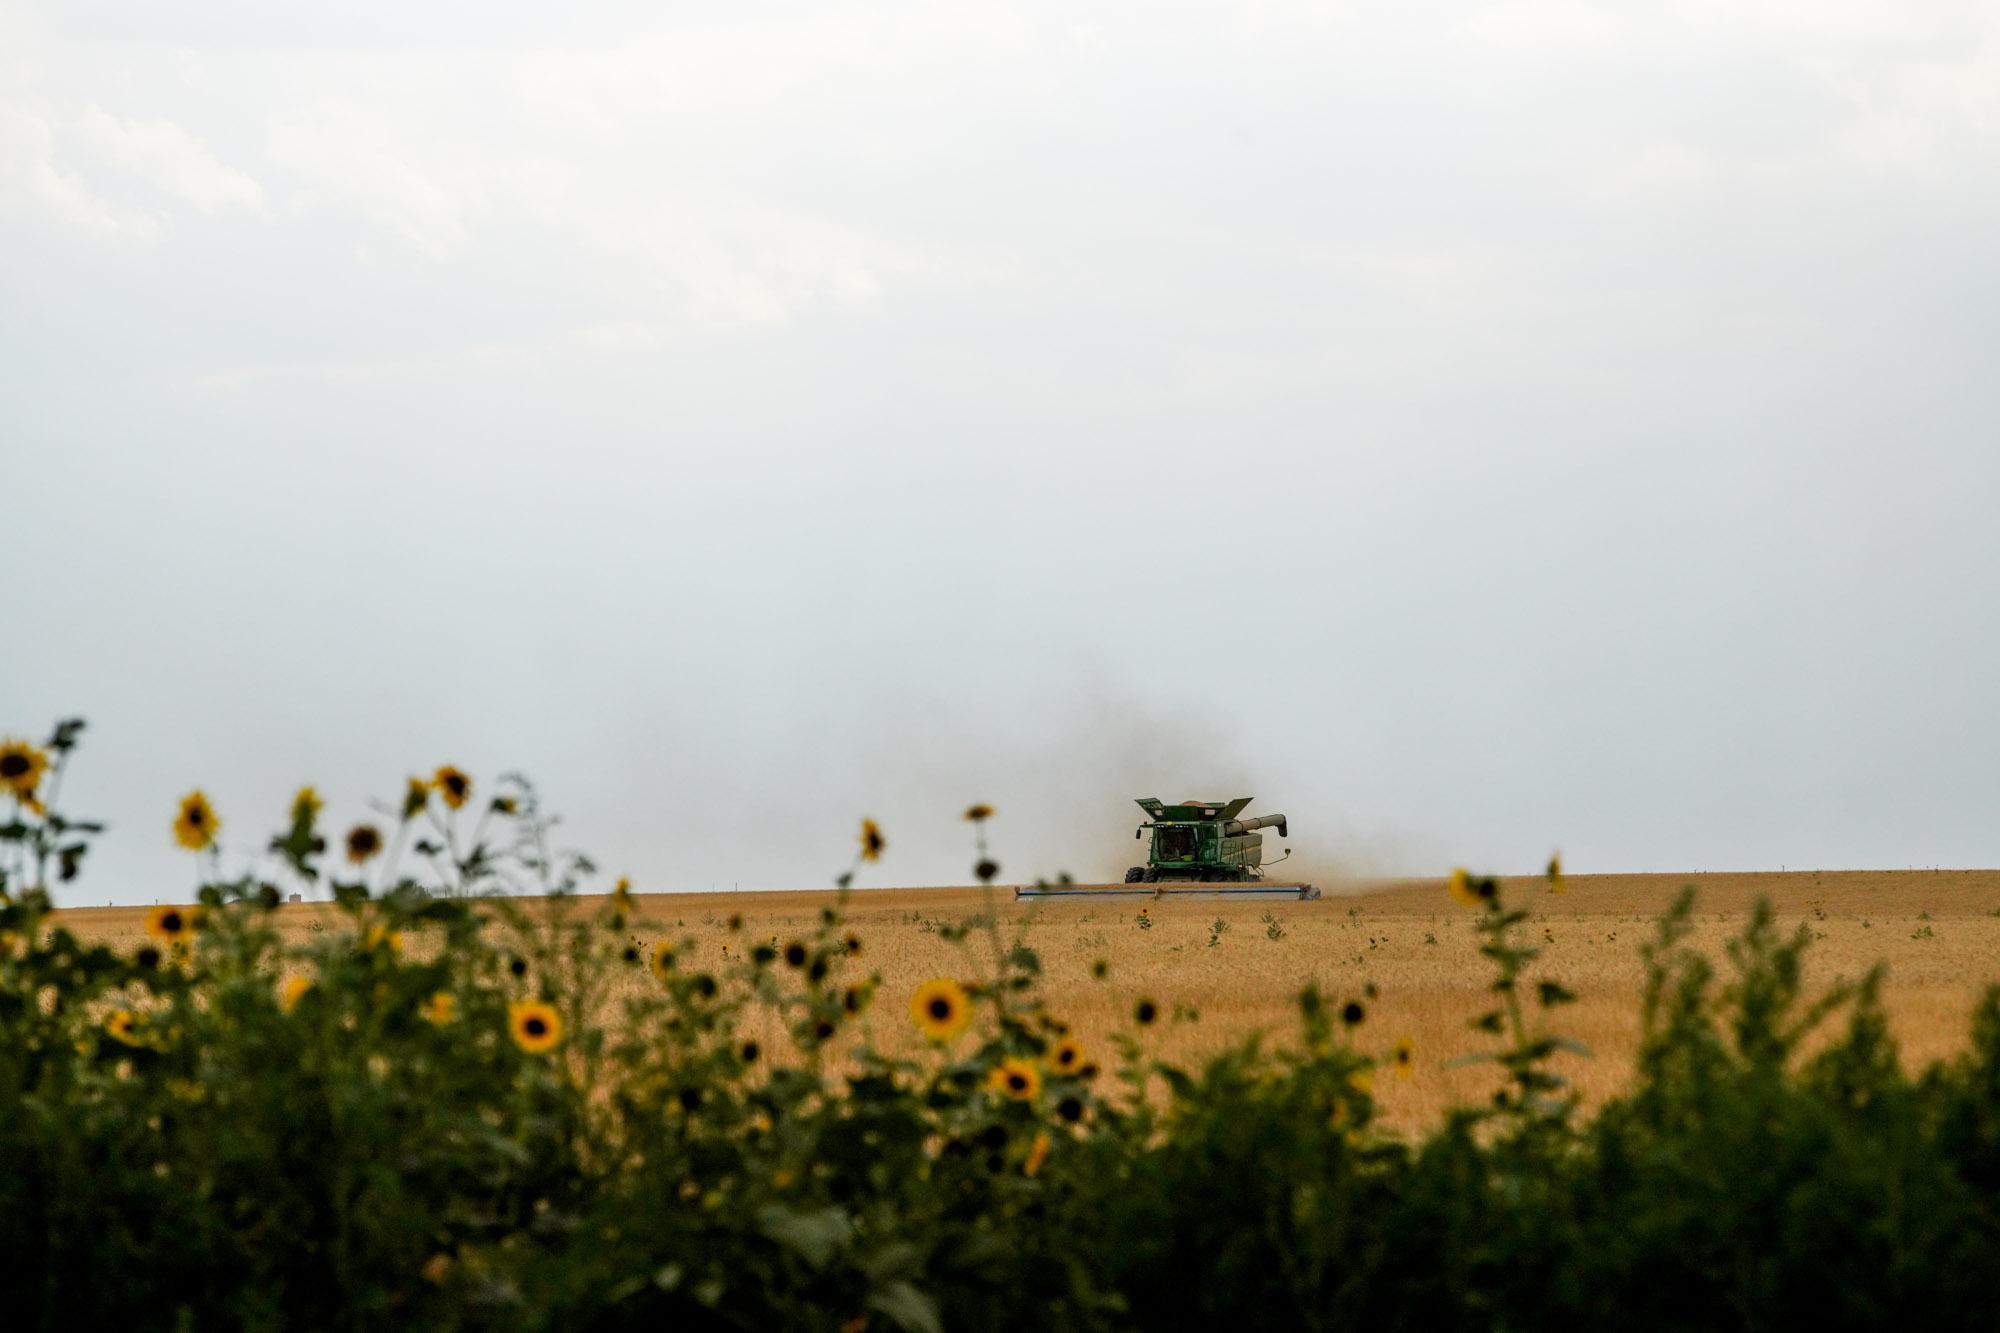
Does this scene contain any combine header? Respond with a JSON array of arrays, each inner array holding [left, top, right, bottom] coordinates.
[[1016, 797, 1320, 900]]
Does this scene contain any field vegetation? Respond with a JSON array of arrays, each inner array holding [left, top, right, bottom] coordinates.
[[7, 720, 2000, 1330]]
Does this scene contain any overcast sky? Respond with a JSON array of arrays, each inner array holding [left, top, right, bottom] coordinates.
[[4, 1, 1997, 903]]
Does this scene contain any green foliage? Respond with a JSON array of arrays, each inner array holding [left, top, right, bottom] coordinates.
[[4, 723, 2000, 1329]]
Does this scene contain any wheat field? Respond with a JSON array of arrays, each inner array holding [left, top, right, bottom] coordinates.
[[59, 869, 2000, 1130]]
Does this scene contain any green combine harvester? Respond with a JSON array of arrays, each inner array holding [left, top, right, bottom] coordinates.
[[1016, 797, 1320, 900]]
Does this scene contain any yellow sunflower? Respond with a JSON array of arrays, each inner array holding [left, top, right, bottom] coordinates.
[[402, 777, 430, 818], [859, 818, 885, 862], [1050, 1038, 1085, 1074], [433, 765, 471, 811], [0, 739, 49, 801], [105, 1009, 143, 1045], [291, 786, 322, 820], [963, 803, 994, 823], [146, 904, 195, 944], [1392, 1037, 1415, 1079], [1447, 867, 1496, 908], [346, 824, 383, 864], [172, 791, 219, 851], [1023, 1131, 1051, 1177], [363, 923, 403, 955], [420, 991, 458, 1025], [909, 977, 972, 1042], [988, 1057, 1042, 1101], [279, 974, 314, 1013], [649, 940, 676, 981], [508, 999, 563, 1054], [1546, 851, 1565, 894], [612, 876, 633, 912]]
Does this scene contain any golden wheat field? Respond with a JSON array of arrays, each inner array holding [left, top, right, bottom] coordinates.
[[58, 869, 2000, 1131]]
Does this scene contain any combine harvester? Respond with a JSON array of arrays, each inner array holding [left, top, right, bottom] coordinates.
[[1016, 797, 1321, 901]]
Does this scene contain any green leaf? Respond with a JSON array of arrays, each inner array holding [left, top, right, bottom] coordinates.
[[860, 1241, 923, 1283], [755, 1204, 852, 1270], [867, 1281, 943, 1333], [1443, 1052, 1503, 1070]]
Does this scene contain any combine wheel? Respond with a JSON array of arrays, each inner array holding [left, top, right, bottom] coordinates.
[[1123, 867, 1146, 883]]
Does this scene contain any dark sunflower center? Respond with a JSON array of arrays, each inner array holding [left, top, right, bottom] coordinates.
[[446, 776, 465, 794], [0, 754, 28, 777], [1007, 1073, 1027, 1091], [1058, 1050, 1074, 1066], [928, 997, 952, 1020], [160, 911, 183, 933], [524, 1017, 547, 1037]]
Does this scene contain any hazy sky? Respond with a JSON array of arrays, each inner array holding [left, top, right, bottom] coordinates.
[[4, 1, 1998, 903]]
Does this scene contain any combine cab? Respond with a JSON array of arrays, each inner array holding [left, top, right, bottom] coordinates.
[[1015, 797, 1320, 900]]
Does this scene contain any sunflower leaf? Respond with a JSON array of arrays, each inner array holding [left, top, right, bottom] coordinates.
[[755, 1203, 851, 1270], [867, 1280, 943, 1333]]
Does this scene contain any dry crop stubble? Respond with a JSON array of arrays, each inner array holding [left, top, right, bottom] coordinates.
[[55, 869, 2000, 1132]]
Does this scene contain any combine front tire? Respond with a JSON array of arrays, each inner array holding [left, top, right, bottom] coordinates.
[[1123, 867, 1146, 883]]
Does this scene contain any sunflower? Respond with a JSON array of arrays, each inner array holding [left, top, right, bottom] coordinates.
[[909, 977, 972, 1042], [988, 1058, 1042, 1101], [146, 904, 195, 944], [1055, 1094, 1086, 1124], [649, 941, 676, 981], [346, 824, 383, 864], [1023, 1131, 1051, 1177], [433, 766, 471, 811], [739, 1039, 761, 1064], [1134, 998, 1159, 1026], [963, 803, 994, 823], [172, 791, 219, 851], [1090, 959, 1109, 981], [612, 877, 633, 912], [420, 991, 457, 1025], [1392, 1037, 1415, 1079], [508, 1000, 563, 1054], [844, 933, 862, 955], [1050, 1038, 1085, 1074], [1546, 851, 1565, 894], [1341, 1000, 1366, 1027], [363, 923, 403, 955], [105, 1009, 142, 1045], [279, 974, 314, 1013], [291, 786, 322, 821], [783, 941, 808, 968], [0, 740, 49, 800], [1447, 867, 1496, 908], [133, 944, 162, 971], [859, 818, 885, 862], [401, 777, 430, 819]]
